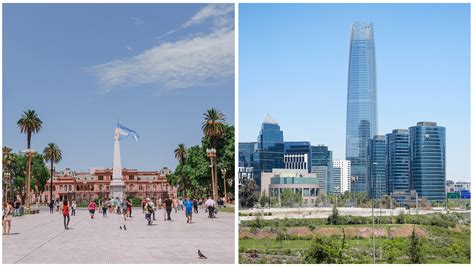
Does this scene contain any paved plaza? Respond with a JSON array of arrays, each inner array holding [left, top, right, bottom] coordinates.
[[3, 207, 235, 264]]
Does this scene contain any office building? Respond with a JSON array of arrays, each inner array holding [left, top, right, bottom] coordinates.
[[367, 135, 387, 199], [332, 160, 351, 194]]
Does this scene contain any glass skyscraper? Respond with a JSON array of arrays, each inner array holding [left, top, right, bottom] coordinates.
[[285, 141, 312, 172], [409, 122, 446, 202], [345, 22, 378, 193], [239, 142, 256, 167], [252, 115, 284, 187], [311, 145, 333, 194], [367, 135, 386, 199], [386, 129, 410, 203]]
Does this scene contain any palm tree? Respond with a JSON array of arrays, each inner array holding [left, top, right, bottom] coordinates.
[[43, 143, 62, 203], [201, 108, 227, 146], [201, 108, 227, 200], [17, 110, 43, 149], [174, 144, 187, 165]]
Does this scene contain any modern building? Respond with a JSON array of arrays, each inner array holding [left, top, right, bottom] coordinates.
[[367, 135, 387, 199], [252, 114, 285, 187], [345, 22, 378, 193], [332, 160, 351, 194], [409, 122, 446, 202], [386, 129, 410, 203], [261, 169, 321, 206], [284, 153, 309, 171], [311, 145, 333, 194], [39, 167, 176, 204], [238, 166, 254, 186], [239, 142, 256, 167], [312, 166, 329, 195], [284, 141, 312, 172]]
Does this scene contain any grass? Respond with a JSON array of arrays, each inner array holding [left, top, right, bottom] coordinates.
[[219, 206, 235, 213]]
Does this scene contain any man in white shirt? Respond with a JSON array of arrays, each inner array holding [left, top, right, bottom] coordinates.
[[205, 197, 216, 218]]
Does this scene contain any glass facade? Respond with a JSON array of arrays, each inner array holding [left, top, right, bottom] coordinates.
[[345, 22, 378, 193], [409, 122, 446, 202], [311, 145, 333, 193], [386, 129, 410, 203], [252, 116, 284, 187], [238, 142, 256, 167], [367, 135, 386, 199]]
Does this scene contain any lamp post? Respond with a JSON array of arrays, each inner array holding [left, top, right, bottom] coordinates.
[[22, 149, 36, 211], [206, 148, 217, 200], [221, 168, 227, 203]]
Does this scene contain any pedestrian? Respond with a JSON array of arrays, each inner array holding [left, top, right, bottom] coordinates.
[[205, 197, 216, 218], [142, 198, 147, 213], [184, 197, 193, 223], [55, 199, 60, 213], [193, 198, 198, 214], [198, 198, 203, 210], [121, 198, 129, 221], [144, 198, 153, 225], [88, 200, 96, 219], [116, 197, 122, 215], [158, 198, 162, 209], [164, 196, 172, 221], [102, 200, 108, 218], [13, 200, 20, 217], [62, 200, 70, 230], [127, 198, 133, 218], [173, 197, 178, 213], [49, 200, 54, 214], [3, 202, 13, 235], [150, 198, 156, 221], [71, 200, 77, 216]]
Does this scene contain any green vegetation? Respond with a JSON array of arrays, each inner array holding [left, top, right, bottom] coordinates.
[[239, 212, 470, 264], [239, 178, 259, 208]]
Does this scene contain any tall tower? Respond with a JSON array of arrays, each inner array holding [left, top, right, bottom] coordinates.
[[110, 128, 125, 199], [345, 22, 378, 193]]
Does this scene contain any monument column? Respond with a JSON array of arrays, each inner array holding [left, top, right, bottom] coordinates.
[[110, 128, 125, 200]]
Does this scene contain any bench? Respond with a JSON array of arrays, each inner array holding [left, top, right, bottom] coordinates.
[[29, 209, 40, 214]]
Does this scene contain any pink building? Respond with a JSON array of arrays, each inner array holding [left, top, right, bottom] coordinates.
[[40, 167, 176, 203]]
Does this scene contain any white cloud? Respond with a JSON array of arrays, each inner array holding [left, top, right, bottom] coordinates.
[[89, 4, 234, 93], [131, 17, 144, 25]]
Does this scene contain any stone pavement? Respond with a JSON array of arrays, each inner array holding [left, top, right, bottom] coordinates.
[[2, 207, 234, 264]]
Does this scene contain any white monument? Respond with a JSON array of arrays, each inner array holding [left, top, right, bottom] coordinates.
[[109, 128, 125, 200]]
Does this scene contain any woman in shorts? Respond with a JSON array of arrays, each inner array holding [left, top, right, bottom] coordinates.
[[3, 202, 13, 235]]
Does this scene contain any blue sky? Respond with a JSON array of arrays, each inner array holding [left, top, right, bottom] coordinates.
[[3, 4, 234, 171], [239, 4, 470, 181]]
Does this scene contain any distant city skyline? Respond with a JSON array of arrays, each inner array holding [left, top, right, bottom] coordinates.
[[239, 4, 470, 181], [3, 4, 235, 171]]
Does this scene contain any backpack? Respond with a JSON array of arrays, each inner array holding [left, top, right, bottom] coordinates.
[[147, 204, 153, 213]]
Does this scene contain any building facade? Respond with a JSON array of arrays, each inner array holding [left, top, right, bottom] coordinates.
[[311, 145, 333, 194], [367, 135, 387, 199], [345, 22, 378, 193], [332, 160, 351, 194], [239, 142, 256, 167], [284, 141, 312, 172], [252, 114, 285, 187], [284, 153, 309, 171], [40, 167, 176, 203], [409, 122, 446, 202], [386, 129, 410, 203]]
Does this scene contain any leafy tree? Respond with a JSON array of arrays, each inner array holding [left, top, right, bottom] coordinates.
[[30, 154, 50, 197], [408, 226, 425, 263], [3, 146, 17, 202], [17, 109, 43, 149], [43, 143, 62, 202], [259, 190, 269, 207], [280, 189, 302, 207], [327, 204, 340, 225], [240, 178, 259, 208], [304, 236, 340, 264]]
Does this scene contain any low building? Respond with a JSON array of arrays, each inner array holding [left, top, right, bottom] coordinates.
[[40, 167, 176, 203]]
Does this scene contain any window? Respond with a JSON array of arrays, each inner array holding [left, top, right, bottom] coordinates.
[[129, 175, 135, 180], [98, 175, 104, 181]]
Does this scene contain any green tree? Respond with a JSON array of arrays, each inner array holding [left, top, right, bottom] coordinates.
[[408, 226, 425, 263], [304, 236, 340, 264], [174, 143, 187, 164], [280, 189, 302, 207], [259, 190, 269, 207], [17, 109, 43, 149], [3, 146, 17, 202], [43, 143, 62, 202], [30, 154, 50, 198], [239, 178, 259, 208], [327, 204, 340, 225]]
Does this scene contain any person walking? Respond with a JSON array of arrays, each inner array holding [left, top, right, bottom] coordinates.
[[141, 198, 147, 213], [48, 200, 54, 214], [71, 200, 77, 216], [205, 197, 216, 218], [184, 197, 193, 223], [62, 200, 70, 230], [88, 200, 96, 219], [101, 200, 108, 218], [3, 202, 13, 235], [55, 198, 60, 213], [150, 198, 156, 221], [127, 198, 133, 218], [163, 196, 172, 221], [121, 198, 129, 221], [193, 198, 198, 214], [13, 200, 20, 217], [144, 198, 153, 225], [116, 197, 122, 215], [173, 197, 178, 213]]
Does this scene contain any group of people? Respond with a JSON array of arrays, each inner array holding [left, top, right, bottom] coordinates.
[[87, 197, 133, 221], [48, 199, 77, 216]]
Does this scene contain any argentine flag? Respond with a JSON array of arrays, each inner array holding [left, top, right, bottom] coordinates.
[[117, 122, 139, 141]]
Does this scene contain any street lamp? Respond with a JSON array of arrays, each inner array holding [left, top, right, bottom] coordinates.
[[206, 148, 217, 200], [221, 168, 227, 203], [22, 149, 36, 211]]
